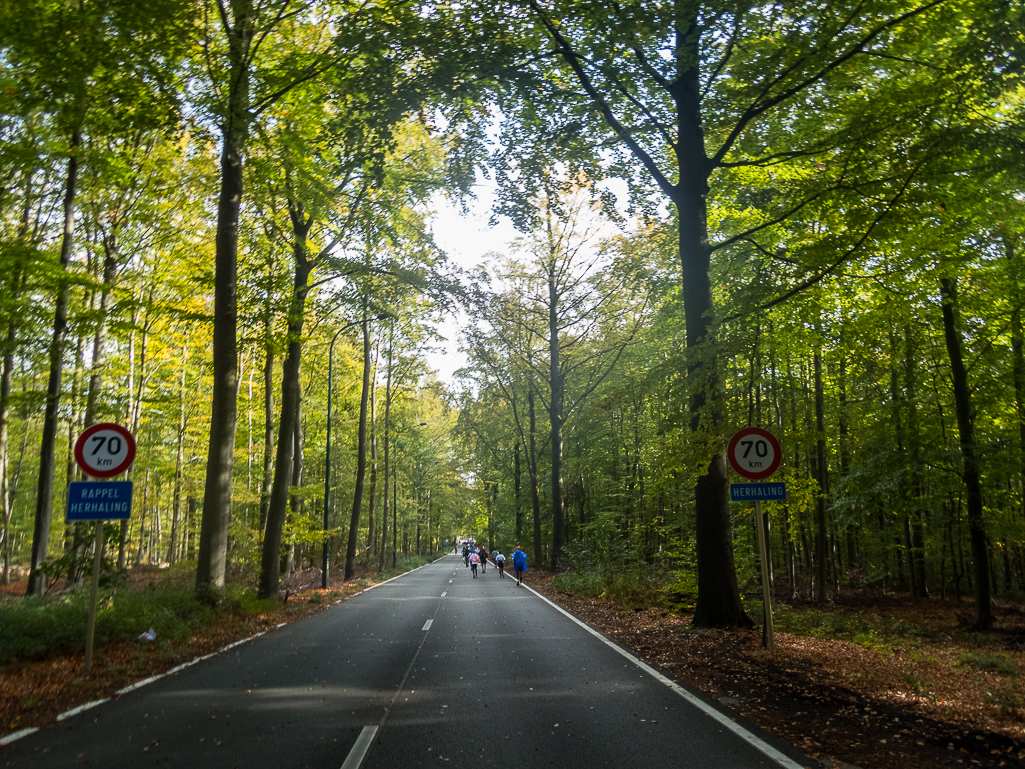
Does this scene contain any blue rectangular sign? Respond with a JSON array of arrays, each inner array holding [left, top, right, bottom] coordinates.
[[730, 482, 786, 502], [67, 481, 133, 521]]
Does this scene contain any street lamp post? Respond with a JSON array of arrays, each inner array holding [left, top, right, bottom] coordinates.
[[322, 314, 390, 589]]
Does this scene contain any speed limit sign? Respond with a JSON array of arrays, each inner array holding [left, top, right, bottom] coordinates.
[[727, 427, 782, 480], [74, 423, 136, 478]]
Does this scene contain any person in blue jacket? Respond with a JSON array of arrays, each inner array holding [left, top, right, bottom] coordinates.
[[512, 546, 528, 586]]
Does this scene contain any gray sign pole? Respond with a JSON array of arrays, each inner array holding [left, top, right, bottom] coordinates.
[[754, 499, 775, 654], [84, 521, 103, 674]]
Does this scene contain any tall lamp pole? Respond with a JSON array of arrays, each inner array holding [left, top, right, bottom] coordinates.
[[323, 314, 389, 589]]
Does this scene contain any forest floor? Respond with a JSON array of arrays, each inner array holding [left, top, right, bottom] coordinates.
[[527, 572, 1025, 769], [2, 565, 1025, 768]]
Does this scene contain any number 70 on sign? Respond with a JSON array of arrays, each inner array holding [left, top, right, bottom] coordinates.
[[727, 427, 782, 480]]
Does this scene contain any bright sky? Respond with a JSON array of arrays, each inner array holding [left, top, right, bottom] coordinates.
[[423, 177, 632, 387], [424, 183, 521, 386]]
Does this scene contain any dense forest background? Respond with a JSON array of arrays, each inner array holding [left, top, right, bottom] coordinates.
[[0, 0, 1022, 629]]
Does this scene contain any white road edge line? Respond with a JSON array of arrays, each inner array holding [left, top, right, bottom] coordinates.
[[7, 558, 461, 745], [114, 631, 267, 697], [340, 725, 378, 769], [422, 619, 433, 631], [56, 699, 110, 721], [521, 583, 807, 769], [0, 727, 39, 746], [359, 557, 440, 594]]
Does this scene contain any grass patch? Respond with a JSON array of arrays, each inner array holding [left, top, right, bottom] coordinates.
[[552, 568, 663, 609], [959, 651, 1019, 676], [771, 605, 928, 650], [0, 583, 265, 664]]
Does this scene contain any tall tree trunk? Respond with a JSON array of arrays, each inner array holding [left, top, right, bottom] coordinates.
[[257, 212, 311, 598], [514, 440, 522, 545], [814, 345, 829, 603], [170, 348, 188, 566], [259, 316, 275, 539], [197, 5, 253, 598], [344, 302, 372, 581], [904, 324, 928, 597], [120, 296, 149, 570], [939, 275, 993, 629], [528, 385, 542, 567], [83, 243, 118, 427], [3, 194, 31, 584], [27, 130, 80, 596], [548, 268, 565, 569], [378, 328, 393, 572], [671, 12, 749, 628], [1008, 243, 1025, 522], [0, 324, 14, 586], [285, 387, 304, 575], [367, 338, 380, 563]]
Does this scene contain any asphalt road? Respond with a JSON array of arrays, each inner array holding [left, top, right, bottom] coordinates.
[[1, 555, 815, 768]]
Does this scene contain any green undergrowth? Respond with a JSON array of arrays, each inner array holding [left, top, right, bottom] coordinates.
[[959, 650, 1019, 676], [1, 554, 443, 664], [0, 582, 273, 664], [768, 604, 926, 650], [551, 567, 665, 609]]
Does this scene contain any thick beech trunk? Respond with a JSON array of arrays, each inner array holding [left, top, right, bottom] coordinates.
[[671, 64, 750, 626], [197, 5, 252, 598], [258, 217, 311, 599], [27, 131, 80, 596], [939, 275, 993, 629]]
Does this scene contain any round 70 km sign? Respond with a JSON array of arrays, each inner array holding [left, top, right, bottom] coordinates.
[[727, 427, 782, 480], [74, 423, 136, 478]]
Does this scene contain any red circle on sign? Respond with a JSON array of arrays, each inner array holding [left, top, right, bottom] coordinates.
[[74, 423, 136, 478], [727, 427, 782, 480]]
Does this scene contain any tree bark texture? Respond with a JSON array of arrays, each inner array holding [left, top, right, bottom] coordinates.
[[671, 54, 750, 627], [939, 275, 993, 629], [528, 386, 543, 566], [814, 347, 829, 603], [257, 211, 311, 598], [27, 131, 80, 596], [379, 329, 393, 572], [197, 4, 253, 598], [344, 306, 372, 581], [548, 270, 565, 569]]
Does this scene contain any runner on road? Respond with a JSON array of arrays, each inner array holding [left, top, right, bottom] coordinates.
[[495, 551, 506, 578], [469, 550, 480, 578], [512, 546, 528, 586]]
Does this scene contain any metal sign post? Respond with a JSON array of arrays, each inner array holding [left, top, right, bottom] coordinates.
[[728, 427, 784, 654], [754, 499, 775, 654], [71, 424, 136, 675]]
